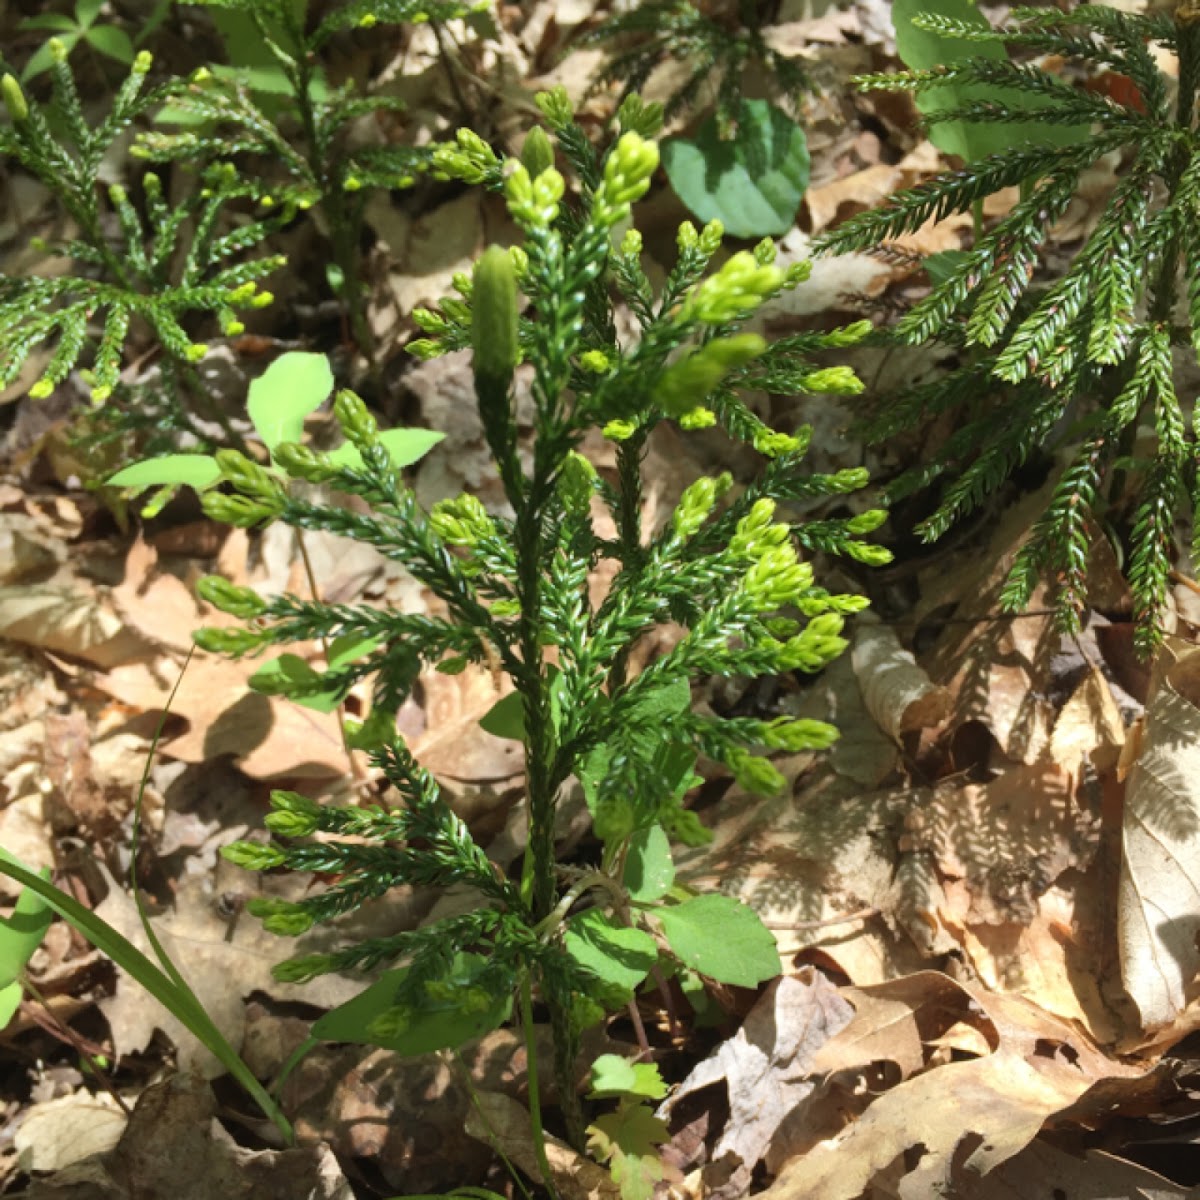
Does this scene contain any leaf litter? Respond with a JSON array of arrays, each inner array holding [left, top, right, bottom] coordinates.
[[6, 0, 1200, 1197]]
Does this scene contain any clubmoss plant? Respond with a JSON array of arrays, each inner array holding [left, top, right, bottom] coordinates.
[[819, 2, 1200, 651], [134, 0, 487, 366], [0, 45, 284, 447], [582, 0, 809, 137], [195, 97, 885, 1177]]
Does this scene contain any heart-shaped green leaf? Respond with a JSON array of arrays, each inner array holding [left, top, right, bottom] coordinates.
[[662, 100, 810, 239]]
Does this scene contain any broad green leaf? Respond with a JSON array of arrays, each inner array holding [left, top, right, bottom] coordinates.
[[107, 454, 221, 492], [247, 352, 334, 452], [75, 0, 104, 27], [655, 894, 779, 987], [624, 826, 674, 903], [589, 1054, 668, 1101], [313, 952, 512, 1056], [564, 910, 657, 998], [479, 691, 524, 740], [892, 0, 1083, 161], [18, 14, 80, 32], [662, 100, 810, 239], [22, 33, 81, 80], [327, 428, 446, 472], [84, 24, 135, 63], [586, 1103, 669, 1200]]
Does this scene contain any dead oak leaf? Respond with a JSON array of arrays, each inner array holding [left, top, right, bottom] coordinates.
[[758, 981, 1144, 1200]]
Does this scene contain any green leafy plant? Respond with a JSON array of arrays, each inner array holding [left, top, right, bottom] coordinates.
[[586, 1055, 671, 1200], [127, 92, 884, 1186], [583, 2, 812, 237], [818, 2, 1200, 651], [0, 46, 284, 449], [0, 850, 291, 1139], [135, 0, 486, 364], [18, 0, 135, 81]]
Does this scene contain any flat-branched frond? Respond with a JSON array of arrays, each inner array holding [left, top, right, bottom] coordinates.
[[583, 0, 809, 131], [0, 49, 283, 418], [817, 4, 1200, 648]]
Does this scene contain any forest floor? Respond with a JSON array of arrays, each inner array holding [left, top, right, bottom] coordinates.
[[4, 1, 1200, 1198]]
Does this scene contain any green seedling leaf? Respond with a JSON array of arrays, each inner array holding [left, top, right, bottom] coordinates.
[[327, 428, 446, 472], [893, 0, 1082, 160], [662, 100, 810, 238], [565, 910, 658, 1000], [328, 633, 381, 669], [84, 24, 135, 64], [0, 851, 52, 1030], [107, 454, 221, 493], [589, 1054, 668, 1101], [479, 691, 524, 740], [247, 351, 335, 453], [313, 952, 512, 1056], [18, 14, 80, 32], [587, 1102, 669, 1200], [76, 0, 104, 27], [655, 894, 779, 987], [624, 826, 674, 903]]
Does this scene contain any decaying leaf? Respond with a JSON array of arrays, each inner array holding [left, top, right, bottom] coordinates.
[[659, 968, 854, 1193], [1118, 636, 1200, 1037], [18, 1074, 352, 1200], [850, 614, 951, 741], [760, 978, 1145, 1200]]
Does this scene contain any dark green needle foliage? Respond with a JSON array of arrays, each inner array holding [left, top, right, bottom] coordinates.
[[200, 91, 887, 1158], [135, 0, 484, 362], [0, 49, 283, 446], [583, 0, 809, 136], [818, 3, 1200, 651]]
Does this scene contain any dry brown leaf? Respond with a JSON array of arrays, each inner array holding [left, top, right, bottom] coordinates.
[[14, 1092, 127, 1173], [94, 869, 361, 1075], [111, 536, 205, 655], [0, 583, 143, 668], [850, 615, 951, 741], [973, 1139, 1195, 1199], [1117, 636, 1200, 1036], [657, 969, 854, 1193], [18, 1074, 352, 1200], [97, 654, 350, 780], [1051, 665, 1126, 778], [464, 1090, 619, 1200], [759, 981, 1144, 1200]]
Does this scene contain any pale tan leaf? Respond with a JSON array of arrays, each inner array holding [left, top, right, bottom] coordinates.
[[657, 969, 854, 1190], [850, 615, 951, 740], [759, 983, 1143, 1200], [1050, 665, 1126, 776], [464, 1090, 619, 1200], [1118, 637, 1200, 1033], [14, 1092, 126, 1173]]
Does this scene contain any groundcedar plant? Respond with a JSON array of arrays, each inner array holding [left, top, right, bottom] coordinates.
[[819, 2, 1200, 651], [185, 93, 885, 1172]]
